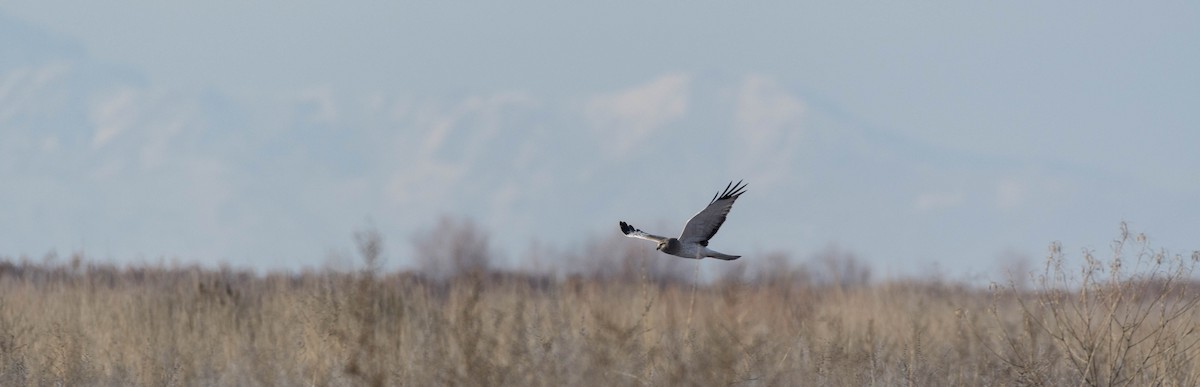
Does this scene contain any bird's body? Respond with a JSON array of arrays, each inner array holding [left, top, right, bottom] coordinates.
[[619, 181, 747, 261], [659, 238, 739, 260]]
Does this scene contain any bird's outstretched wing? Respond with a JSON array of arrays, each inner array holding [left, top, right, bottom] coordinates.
[[619, 221, 668, 244], [679, 180, 747, 246]]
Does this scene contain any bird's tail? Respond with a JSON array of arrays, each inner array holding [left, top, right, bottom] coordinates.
[[707, 252, 741, 261]]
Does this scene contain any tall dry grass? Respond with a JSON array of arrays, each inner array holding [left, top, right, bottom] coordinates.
[[0, 223, 1196, 386]]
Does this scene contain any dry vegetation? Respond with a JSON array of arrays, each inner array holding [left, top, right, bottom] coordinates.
[[1, 223, 1198, 386]]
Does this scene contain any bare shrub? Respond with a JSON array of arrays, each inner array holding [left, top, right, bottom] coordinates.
[[989, 222, 1200, 386], [411, 215, 493, 280], [809, 245, 871, 290], [745, 251, 811, 287], [341, 227, 390, 387]]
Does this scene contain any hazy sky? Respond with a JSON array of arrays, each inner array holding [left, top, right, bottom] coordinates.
[[2, 2, 1197, 279]]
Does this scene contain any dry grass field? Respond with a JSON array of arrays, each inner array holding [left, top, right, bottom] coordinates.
[[1, 224, 1198, 386]]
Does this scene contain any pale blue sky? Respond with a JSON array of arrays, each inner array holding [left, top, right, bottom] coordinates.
[[1, 2, 1197, 278]]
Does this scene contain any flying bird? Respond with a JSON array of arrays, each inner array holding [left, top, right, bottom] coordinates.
[[619, 180, 747, 260]]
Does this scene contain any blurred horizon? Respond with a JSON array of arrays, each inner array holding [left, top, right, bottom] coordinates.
[[2, 3, 1198, 281]]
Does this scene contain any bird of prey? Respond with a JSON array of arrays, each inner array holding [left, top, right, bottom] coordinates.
[[619, 180, 747, 260]]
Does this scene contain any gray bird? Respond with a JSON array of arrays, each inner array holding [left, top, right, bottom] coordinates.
[[619, 180, 746, 260]]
